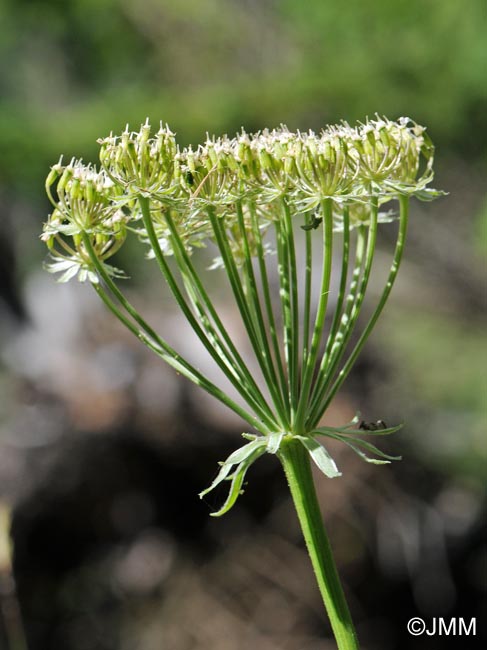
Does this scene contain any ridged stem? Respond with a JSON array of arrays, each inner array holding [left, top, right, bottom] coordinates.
[[279, 439, 359, 650]]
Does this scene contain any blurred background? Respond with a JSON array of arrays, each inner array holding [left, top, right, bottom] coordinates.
[[0, 1, 485, 649]]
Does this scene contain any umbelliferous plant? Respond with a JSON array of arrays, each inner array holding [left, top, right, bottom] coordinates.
[[42, 116, 440, 649]]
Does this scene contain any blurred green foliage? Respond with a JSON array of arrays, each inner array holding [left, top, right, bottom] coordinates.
[[1, 0, 485, 196], [376, 307, 487, 479], [387, 311, 485, 412]]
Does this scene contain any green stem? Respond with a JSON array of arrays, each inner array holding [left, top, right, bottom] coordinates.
[[275, 218, 294, 417], [316, 206, 351, 378], [208, 206, 288, 430], [307, 197, 378, 428], [279, 439, 359, 650], [294, 198, 333, 432], [235, 201, 289, 427], [164, 208, 274, 419], [316, 195, 409, 415], [301, 211, 313, 380], [139, 196, 278, 429], [248, 203, 289, 413], [306, 227, 365, 426], [281, 199, 300, 415], [82, 235, 271, 431]]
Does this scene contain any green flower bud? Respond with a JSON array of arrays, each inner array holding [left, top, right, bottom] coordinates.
[[186, 147, 196, 174], [45, 163, 62, 192], [57, 165, 74, 192], [258, 148, 273, 171], [70, 177, 82, 200], [85, 179, 96, 203]]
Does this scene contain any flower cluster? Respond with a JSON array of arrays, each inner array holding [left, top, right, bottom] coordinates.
[[42, 158, 129, 282], [41, 116, 443, 521], [41, 116, 443, 649], [42, 117, 438, 281]]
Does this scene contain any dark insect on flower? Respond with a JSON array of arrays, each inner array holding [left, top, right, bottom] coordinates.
[[186, 170, 195, 186], [301, 215, 322, 231], [359, 419, 387, 431]]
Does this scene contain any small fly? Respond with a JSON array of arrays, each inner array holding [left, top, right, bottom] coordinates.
[[301, 215, 322, 231], [359, 419, 387, 431]]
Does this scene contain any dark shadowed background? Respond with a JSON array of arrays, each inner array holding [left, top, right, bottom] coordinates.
[[0, 1, 485, 649]]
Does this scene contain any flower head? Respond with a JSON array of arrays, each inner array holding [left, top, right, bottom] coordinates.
[[41, 117, 442, 513], [98, 120, 180, 200], [42, 158, 128, 282]]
